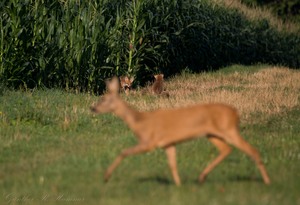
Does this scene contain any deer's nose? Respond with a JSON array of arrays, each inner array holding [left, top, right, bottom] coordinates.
[[90, 105, 97, 113]]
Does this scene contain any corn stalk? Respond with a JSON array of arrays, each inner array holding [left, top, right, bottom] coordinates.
[[1, 0, 299, 92]]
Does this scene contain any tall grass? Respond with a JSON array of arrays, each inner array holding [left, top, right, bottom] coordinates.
[[1, 0, 300, 92]]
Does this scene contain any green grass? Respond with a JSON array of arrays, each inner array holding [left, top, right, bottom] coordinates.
[[1, 66, 300, 205]]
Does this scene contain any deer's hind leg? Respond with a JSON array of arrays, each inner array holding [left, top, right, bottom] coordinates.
[[199, 136, 232, 183], [226, 132, 271, 184]]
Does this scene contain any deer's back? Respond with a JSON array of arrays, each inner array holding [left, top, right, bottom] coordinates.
[[134, 103, 239, 145]]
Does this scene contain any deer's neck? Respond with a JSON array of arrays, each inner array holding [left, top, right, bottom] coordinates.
[[114, 99, 141, 129]]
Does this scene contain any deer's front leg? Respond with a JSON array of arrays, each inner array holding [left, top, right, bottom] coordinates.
[[165, 145, 181, 186], [104, 143, 155, 182]]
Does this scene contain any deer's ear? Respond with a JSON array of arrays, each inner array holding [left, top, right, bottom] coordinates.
[[107, 77, 120, 93]]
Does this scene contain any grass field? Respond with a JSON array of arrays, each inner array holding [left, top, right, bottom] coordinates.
[[1, 65, 300, 205]]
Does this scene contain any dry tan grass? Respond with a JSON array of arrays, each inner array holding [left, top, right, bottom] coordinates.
[[212, 0, 300, 33], [127, 66, 300, 124]]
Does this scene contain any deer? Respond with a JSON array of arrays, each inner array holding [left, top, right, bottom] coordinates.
[[90, 77, 271, 186], [119, 76, 134, 95]]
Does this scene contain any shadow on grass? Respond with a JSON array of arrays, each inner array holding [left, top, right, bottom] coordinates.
[[189, 175, 262, 185], [138, 176, 172, 185], [134, 174, 262, 186], [228, 175, 262, 183]]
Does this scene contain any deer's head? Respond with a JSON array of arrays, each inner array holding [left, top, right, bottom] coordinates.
[[91, 77, 121, 114]]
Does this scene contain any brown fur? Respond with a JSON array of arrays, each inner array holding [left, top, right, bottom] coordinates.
[[91, 77, 271, 186], [152, 74, 164, 94], [152, 74, 169, 97], [119, 76, 134, 95]]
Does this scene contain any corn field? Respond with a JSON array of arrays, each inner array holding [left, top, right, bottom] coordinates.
[[1, 0, 300, 93]]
